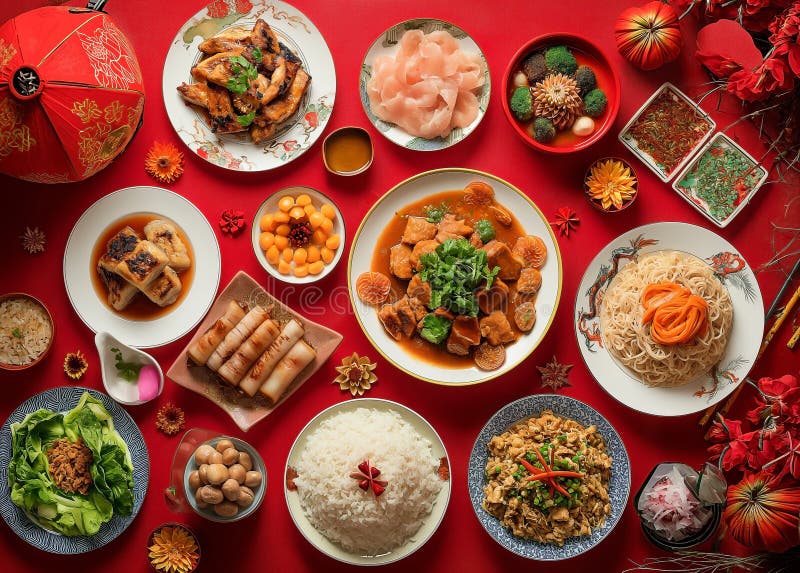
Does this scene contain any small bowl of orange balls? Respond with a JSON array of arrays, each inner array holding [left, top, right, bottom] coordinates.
[[252, 186, 345, 283]]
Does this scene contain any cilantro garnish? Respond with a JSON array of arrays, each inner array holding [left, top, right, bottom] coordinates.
[[418, 238, 499, 317], [236, 111, 256, 127], [423, 202, 448, 224], [110, 347, 143, 382], [226, 54, 258, 95], [11, 327, 22, 339]]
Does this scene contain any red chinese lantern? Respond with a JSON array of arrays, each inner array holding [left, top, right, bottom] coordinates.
[[0, 4, 144, 183]]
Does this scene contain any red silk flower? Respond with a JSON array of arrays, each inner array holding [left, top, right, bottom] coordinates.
[[696, 19, 763, 79]]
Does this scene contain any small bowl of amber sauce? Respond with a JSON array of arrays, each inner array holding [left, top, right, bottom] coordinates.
[[322, 127, 373, 176]]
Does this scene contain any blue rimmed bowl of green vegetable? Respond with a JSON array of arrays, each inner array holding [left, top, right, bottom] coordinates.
[[0, 387, 148, 553]]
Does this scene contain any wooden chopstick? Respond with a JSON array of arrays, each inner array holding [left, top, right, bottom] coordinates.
[[760, 284, 800, 355], [788, 325, 800, 349], [766, 258, 800, 318], [699, 280, 800, 427]]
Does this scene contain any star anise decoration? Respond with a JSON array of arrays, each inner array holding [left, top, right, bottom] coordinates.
[[537, 356, 573, 391], [549, 207, 580, 237], [349, 460, 388, 497], [20, 226, 46, 254], [334, 353, 377, 396]]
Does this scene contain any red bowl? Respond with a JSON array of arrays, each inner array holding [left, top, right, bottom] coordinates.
[[0, 292, 54, 371], [501, 33, 621, 154]]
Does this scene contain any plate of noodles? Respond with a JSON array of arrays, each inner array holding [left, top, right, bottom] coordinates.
[[467, 394, 630, 560], [575, 222, 763, 416]]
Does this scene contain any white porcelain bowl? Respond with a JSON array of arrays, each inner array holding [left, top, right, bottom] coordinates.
[[251, 186, 345, 284]]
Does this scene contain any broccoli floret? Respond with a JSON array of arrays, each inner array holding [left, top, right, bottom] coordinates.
[[522, 51, 547, 84], [544, 46, 577, 75], [474, 219, 495, 243], [532, 117, 556, 143], [509, 86, 533, 121], [419, 313, 452, 345], [584, 88, 607, 117], [574, 65, 596, 94]]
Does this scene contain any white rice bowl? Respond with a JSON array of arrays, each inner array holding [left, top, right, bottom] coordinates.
[[293, 408, 443, 555]]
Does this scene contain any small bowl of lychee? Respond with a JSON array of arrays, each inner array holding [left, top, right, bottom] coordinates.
[[502, 33, 620, 153], [185, 436, 266, 522]]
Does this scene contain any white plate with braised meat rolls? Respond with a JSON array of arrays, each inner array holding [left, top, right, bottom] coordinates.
[[167, 271, 343, 432], [63, 186, 221, 348], [348, 168, 563, 385]]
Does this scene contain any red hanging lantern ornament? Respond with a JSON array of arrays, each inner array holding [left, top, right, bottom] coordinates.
[[0, 2, 144, 183], [614, 1, 683, 71]]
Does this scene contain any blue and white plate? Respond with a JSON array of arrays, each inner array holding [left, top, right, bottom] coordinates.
[[0, 387, 149, 554], [468, 395, 630, 560]]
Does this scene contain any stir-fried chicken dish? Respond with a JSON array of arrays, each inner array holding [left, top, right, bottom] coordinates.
[[177, 19, 311, 144], [368, 181, 548, 370], [482, 411, 612, 545]]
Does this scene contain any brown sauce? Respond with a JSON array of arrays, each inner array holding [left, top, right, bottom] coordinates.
[[371, 190, 533, 369], [91, 213, 194, 321], [324, 128, 372, 174]]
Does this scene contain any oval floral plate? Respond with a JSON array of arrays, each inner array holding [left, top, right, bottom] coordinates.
[[575, 222, 763, 416], [64, 186, 221, 348], [163, 0, 335, 171], [348, 168, 563, 385], [0, 387, 149, 554], [285, 398, 450, 565], [468, 395, 631, 560], [360, 18, 490, 151]]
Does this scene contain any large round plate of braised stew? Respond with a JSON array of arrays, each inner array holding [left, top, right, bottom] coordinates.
[[348, 168, 563, 385], [63, 186, 221, 348]]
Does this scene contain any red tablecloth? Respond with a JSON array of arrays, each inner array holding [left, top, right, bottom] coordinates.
[[1, 1, 798, 571]]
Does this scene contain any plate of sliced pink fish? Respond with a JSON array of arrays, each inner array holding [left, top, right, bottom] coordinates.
[[360, 18, 491, 151]]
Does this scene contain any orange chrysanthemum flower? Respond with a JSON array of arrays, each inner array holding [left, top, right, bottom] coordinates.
[[156, 403, 185, 436], [585, 159, 637, 211], [145, 142, 184, 184], [148, 524, 200, 573], [63, 351, 88, 380]]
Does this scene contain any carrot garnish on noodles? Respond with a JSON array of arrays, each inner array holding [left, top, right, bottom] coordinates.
[[641, 282, 709, 345]]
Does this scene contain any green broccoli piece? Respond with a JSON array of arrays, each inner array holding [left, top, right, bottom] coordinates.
[[584, 88, 607, 117], [474, 219, 495, 243], [532, 117, 556, 143], [419, 313, 452, 345], [574, 65, 596, 94], [544, 46, 577, 75], [509, 86, 533, 121]]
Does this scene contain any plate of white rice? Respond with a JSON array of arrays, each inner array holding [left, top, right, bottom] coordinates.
[[285, 398, 450, 565]]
